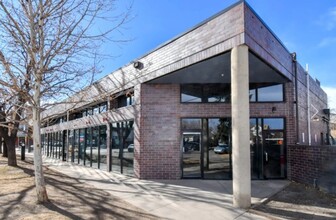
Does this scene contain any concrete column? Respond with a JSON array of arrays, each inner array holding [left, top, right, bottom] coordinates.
[[231, 45, 251, 209]]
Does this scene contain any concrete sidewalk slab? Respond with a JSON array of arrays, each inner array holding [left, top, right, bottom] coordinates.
[[38, 154, 289, 220]]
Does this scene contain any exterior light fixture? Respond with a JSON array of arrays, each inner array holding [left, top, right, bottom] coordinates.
[[133, 61, 144, 70]]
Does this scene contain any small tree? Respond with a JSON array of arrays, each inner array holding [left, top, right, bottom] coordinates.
[[0, 0, 132, 203]]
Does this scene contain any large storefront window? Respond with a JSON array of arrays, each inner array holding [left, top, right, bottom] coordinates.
[[181, 84, 231, 103], [110, 121, 134, 176]]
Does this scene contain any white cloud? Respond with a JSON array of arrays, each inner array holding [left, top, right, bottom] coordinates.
[[317, 37, 336, 47], [322, 86, 336, 110]]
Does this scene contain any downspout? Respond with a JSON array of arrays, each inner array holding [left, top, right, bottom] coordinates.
[[306, 64, 311, 146], [292, 53, 300, 144]]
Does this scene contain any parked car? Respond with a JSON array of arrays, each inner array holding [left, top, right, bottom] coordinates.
[[214, 144, 229, 154], [127, 144, 134, 152]]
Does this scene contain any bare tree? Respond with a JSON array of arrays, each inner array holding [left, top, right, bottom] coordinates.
[[0, 0, 132, 203]]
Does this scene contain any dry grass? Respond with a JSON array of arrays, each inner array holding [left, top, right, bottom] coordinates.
[[252, 182, 336, 219], [0, 154, 159, 220]]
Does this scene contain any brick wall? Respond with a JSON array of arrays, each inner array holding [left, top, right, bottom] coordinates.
[[288, 145, 336, 195], [295, 64, 328, 145], [138, 84, 181, 179]]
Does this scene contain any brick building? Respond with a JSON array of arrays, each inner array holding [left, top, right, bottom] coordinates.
[[41, 1, 329, 182]]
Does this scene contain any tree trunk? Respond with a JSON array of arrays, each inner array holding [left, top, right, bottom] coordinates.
[[3, 141, 7, 157], [4, 136, 17, 166], [33, 86, 48, 202]]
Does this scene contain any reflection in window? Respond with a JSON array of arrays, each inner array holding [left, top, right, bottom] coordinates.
[[68, 130, 74, 162], [250, 118, 262, 179], [263, 118, 284, 130], [249, 83, 284, 102], [111, 123, 121, 172], [79, 129, 85, 165], [181, 84, 230, 103], [181, 84, 202, 102], [85, 128, 92, 167], [117, 93, 134, 108], [99, 125, 107, 170], [258, 84, 283, 102], [92, 127, 99, 168], [122, 121, 134, 176], [204, 118, 232, 179], [249, 89, 256, 102], [99, 102, 107, 113], [110, 121, 134, 176], [74, 129, 79, 163]]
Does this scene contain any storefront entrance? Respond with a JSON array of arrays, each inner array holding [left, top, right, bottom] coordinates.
[[181, 118, 232, 179], [181, 117, 286, 179], [250, 118, 286, 179]]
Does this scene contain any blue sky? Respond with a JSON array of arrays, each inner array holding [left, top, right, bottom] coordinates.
[[100, 0, 336, 109]]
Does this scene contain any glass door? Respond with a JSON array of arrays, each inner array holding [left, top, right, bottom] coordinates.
[[182, 132, 201, 178], [263, 130, 285, 178], [204, 118, 232, 179]]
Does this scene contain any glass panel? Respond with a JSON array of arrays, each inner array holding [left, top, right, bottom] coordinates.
[[91, 127, 99, 168], [204, 84, 230, 103], [79, 129, 85, 165], [87, 108, 93, 116], [47, 133, 51, 157], [73, 129, 79, 163], [182, 132, 201, 178], [258, 84, 283, 102], [263, 131, 285, 178], [93, 106, 100, 115], [59, 132, 63, 159], [99, 125, 107, 170], [181, 84, 202, 102], [181, 118, 202, 130], [52, 133, 56, 158], [122, 121, 134, 176], [204, 118, 232, 179], [62, 130, 67, 161], [56, 132, 60, 159], [117, 96, 128, 107], [99, 102, 107, 113], [68, 130, 74, 162], [85, 128, 92, 167], [250, 118, 261, 179], [249, 89, 256, 102], [111, 123, 121, 173], [263, 118, 284, 130], [82, 109, 87, 117]]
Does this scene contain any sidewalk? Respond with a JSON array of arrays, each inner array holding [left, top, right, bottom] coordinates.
[[39, 153, 289, 220]]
